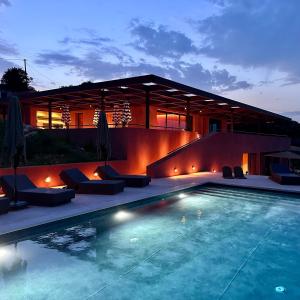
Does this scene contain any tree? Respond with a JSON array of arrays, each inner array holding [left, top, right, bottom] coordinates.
[[1, 67, 34, 92]]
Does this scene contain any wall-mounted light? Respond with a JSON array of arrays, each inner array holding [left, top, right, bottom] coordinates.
[[45, 176, 51, 183], [174, 167, 178, 173], [192, 165, 196, 171], [212, 169, 216, 173]]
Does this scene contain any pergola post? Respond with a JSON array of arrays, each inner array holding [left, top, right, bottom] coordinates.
[[145, 89, 150, 129], [48, 100, 52, 129], [185, 99, 191, 131]]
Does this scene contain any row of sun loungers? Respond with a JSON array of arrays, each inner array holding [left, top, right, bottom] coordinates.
[[0, 166, 151, 208]]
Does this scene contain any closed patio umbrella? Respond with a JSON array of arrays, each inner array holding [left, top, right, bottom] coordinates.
[[2, 96, 27, 209], [265, 151, 300, 171], [96, 110, 111, 164], [265, 151, 300, 160]]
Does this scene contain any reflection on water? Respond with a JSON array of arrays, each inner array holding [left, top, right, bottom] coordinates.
[[0, 243, 27, 283]]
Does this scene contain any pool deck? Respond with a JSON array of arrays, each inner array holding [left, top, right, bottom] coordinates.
[[0, 172, 300, 236]]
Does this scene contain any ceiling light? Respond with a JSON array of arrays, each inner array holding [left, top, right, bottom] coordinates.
[[120, 86, 128, 89], [231, 106, 240, 109], [166, 88, 179, 92], [204, 99, 214, 102], [143, 82, 157, 86], [217, 103, 228, 106], [184, 93, 196, 97]]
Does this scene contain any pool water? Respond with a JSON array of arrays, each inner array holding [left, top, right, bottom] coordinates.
[[0, 185, 299, 300]]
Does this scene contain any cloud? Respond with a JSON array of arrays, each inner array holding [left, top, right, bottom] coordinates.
[[59, 36, 111, 47], [196, 0, 300, 84], [35, 49, 252, 92], [130, 19, 199, 58], [0, 0, 10, 7], [0, 38, 18, 55]]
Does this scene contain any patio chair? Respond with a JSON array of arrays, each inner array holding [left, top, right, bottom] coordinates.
[[270, 163, 300, 185], [0, 175, 75, 206], [60, 168, 125, 194], [95, 165, 151, 187], [233, 166, 247, 179], [222, 166, 233, 179]]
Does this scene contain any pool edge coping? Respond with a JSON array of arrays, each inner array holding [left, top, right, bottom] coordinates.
[[1, 179, 300, 243]]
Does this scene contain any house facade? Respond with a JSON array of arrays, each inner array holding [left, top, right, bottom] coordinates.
[[0, 74, 293, 185]]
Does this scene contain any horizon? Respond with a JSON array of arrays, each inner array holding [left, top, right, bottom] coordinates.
[[0, 0, 300, 121]]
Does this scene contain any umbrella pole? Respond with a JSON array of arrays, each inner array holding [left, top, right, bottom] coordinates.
[[13, 155, 17, 205]]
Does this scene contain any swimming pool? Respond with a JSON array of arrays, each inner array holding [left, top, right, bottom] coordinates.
[[0, 184, 299, 300]]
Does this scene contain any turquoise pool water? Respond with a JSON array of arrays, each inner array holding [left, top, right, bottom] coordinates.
[[0, 185, 299, 300]]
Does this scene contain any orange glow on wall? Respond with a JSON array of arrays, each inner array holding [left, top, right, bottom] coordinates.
[[242, 153, 249, 173]]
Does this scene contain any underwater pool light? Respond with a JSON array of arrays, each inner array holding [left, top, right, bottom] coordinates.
[[114, 210, 135, 222]]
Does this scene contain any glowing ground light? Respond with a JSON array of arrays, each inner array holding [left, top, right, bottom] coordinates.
[[178, 193, 186, 199], [93, 172, 98, 177], [192, 165, 196, 171], [275, 286, 286, 293], [174, 168, 178, 173], [44, 176, 51, 183]]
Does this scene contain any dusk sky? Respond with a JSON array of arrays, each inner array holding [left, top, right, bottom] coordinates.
[[0, 0, 299, 121]]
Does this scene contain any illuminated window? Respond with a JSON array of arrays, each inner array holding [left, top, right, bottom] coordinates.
[[36, 111, 64, 129], [156, 110, 187, 130], [167, 113, 179, 128]]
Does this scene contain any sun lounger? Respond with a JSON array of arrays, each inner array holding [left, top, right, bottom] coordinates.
[[270, 163, 300, 185], [222, 166, 233, 179], [234, 166, 246, 179], [95, 165, 151, 187], [0, 197, 9, 214], [60, 168, 124, 194], [0, 175, 75, 206]]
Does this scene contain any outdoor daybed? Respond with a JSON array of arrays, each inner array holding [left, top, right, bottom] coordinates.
[[234, 166, 247, 179], [60, 168, 124, 194], [222, 166, 233, 179], [96, 165, 151, 187], [0, 175, 75, 206], [270, 163, 300, 185]]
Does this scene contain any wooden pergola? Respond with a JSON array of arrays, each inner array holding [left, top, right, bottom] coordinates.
[[19, 74, 291, 130]]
